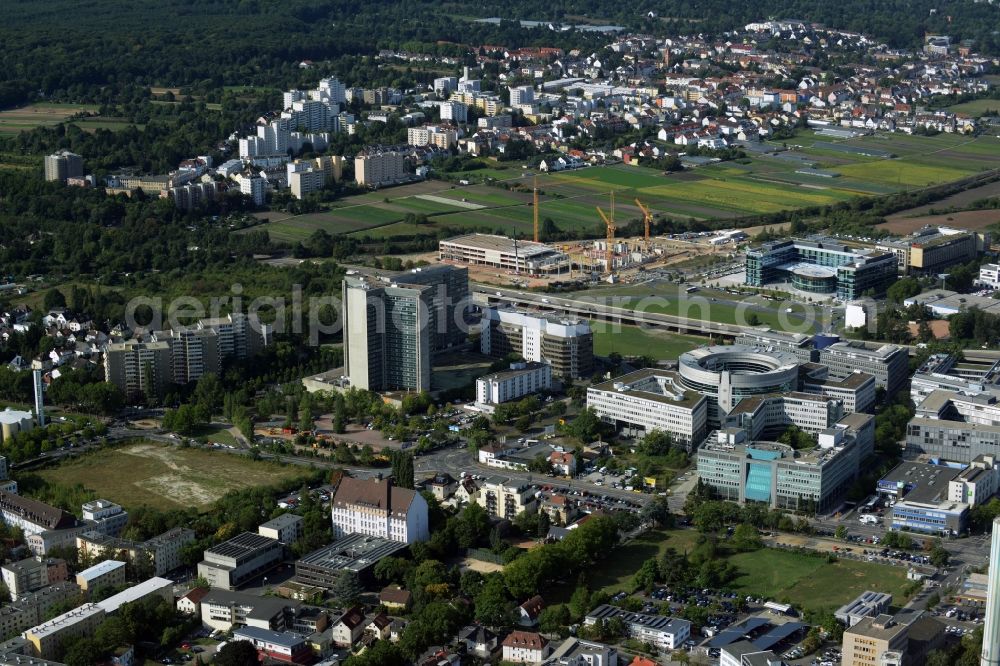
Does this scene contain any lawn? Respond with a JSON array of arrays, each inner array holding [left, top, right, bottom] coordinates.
[[592, 324, 706, 358], [189, 424, 238, 446], [728, 548, 911, 611], [580, 529, 911, 613], [836, 160, 973, 188], [30, 442, 302, 510]]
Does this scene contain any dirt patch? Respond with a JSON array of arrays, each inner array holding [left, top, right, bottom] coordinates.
[[140, 473, 223, 506], [878, 209, 1000, 234], [458, 558, 504, 573], [908, 320, 951, 340]]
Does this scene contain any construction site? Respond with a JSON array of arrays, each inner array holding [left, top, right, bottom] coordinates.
[[428, 183, 747, 288]]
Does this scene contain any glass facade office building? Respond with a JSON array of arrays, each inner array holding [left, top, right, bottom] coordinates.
[[746, 238, 897, 300]]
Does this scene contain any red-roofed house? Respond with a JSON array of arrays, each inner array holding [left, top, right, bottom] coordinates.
[[502, 631, 549, 663], [548, 451, 576, 476], [518, 595, 546, 627]]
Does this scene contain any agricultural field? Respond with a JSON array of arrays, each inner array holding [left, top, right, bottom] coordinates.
[[251, 132, 1000, 243], [0, 102, 99, 136], [70, 116, 142, 132], [878, 209, 1000, 235], [31, 442, 302, 510]]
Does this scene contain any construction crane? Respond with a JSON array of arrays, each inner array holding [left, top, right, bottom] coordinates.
[[532, 176, 540, 243], [596, 201, 616, 275], [635, 198, 652, 248]]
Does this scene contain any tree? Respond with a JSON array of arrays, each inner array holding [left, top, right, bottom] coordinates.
[[887, 277, 921, 303], [63, 637, 101, 666], [731, 523, 763, 552], [214, 640, 260, 666], [43, 288, 67, 311], [640, 495, 673, 527], [564, 408, 603, 443], [835, 525, 848, 540], [473, 573, 516, 627], [331, 570, 364, 606], [633, 557, 660, 592], [930, 544, 950, 567], [391, 451, 415, 489]]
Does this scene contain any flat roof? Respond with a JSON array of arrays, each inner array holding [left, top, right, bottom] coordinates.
[[590, 368, 705, 409], [880, 461, 962, 503], [205, 532, 279, 559], [440, 233, 565, 259], [25, 603, 103, 639], [96, 577, 172, 614], [76, 560, 126, 582], [233, 625, 307, 648], [297, 534, 407, 572]]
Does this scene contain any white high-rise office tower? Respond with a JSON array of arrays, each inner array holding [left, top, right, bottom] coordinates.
[[983, 517, 1000, 666]]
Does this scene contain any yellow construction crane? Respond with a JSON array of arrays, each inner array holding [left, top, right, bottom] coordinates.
[[635, 198, 652, 247], [596, 205, 616, 274], [533, 176, 540, 243]]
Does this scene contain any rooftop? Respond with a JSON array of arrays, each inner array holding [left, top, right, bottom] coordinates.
[[296, 533, 407, 572], [24, 603, 103, 639], [96, 577, 172, 614], [333, 477, 417, 518], [205, 532, 279, 560], [233, 625, 307, 648], [880, 461, 962, 503], [76, 560, 126, 582], [440, 233, 566, 259], [590, 368, 706, 409]]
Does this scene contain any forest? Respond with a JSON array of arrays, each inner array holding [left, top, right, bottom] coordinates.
[[2, 0, 1000, 111]]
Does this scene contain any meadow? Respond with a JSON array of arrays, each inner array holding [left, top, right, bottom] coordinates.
[[0, 102, 99, 136]]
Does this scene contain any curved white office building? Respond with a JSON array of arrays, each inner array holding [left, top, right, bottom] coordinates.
[[677, 345, 800, 426]]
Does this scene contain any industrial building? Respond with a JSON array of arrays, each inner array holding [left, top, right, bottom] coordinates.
[[439, 233, 571, 275], [197, 532, 283, 590], [745, 237, 897, 300], [0, 409, 33, 444], [294, 533, 407, 589], [481, 307, 593, 379], [877, 461, 971, 535]]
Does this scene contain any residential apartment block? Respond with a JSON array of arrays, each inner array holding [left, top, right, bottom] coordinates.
[[76, 527, 195, 577], [354, 150, 408, 187], [480, 306, 592, 379], [476, 477, 538, 520], [475, 361, 552, 408], [43, 151, 83, 183], [330, 477, 429, 544], [81, 500, 128, 537]]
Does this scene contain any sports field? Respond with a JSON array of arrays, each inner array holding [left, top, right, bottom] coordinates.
[[0, 103, 100, 136], [32, 442, 302, 510], [251, 132, 1000, 243]]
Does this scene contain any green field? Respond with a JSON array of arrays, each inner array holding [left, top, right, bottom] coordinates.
[[944, 99, 1000, 117], [728, 548, 911, 610], [251, 132, 1000, 243], [586, 530, 911, 613], [592, 324, 706, 357], [31, 442, 302, 510], [0, 102, 99, 135]]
